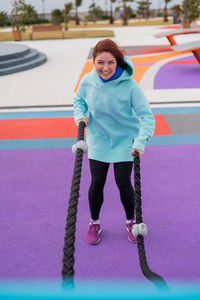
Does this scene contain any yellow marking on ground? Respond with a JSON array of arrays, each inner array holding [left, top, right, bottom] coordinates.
[[74, 60, 93, 92]]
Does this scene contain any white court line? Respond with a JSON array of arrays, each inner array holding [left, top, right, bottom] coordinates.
[[140, 53, 192, 90]]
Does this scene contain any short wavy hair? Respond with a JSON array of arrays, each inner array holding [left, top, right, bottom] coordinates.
[[93, 39, 127, 69]]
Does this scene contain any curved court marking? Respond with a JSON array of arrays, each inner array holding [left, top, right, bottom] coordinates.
[[140, 53, 192, 89], [131, 52, 181, 83]]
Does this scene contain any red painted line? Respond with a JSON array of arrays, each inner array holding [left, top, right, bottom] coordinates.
[[0, 115, 171, 140], [157, 25, 181, 30], [143, 47, 172, 54], [154, 115, 172, 136], [0, 118, 78, 140], [125, 46, 172, 55]]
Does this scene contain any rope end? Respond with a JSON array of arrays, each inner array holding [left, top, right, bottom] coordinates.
[[72, 140, 88, 155], [132, 223, 148, 237]]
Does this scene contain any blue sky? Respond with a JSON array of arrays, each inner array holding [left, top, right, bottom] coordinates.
[[0, 0, 182, 14]]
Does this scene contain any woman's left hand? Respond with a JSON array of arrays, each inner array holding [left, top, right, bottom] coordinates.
[[131, 149, 144, 158]]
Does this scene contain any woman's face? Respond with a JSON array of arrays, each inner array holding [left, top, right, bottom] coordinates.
[[94, 51, 117, 80]]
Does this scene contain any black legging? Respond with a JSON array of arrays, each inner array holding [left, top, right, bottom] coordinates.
[[88, 159, 135, 220]]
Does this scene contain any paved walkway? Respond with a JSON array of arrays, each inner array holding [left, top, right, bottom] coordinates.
[[0, 25, 200, 112]]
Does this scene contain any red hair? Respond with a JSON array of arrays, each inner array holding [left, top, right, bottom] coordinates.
[[93, 39, 127, 69]]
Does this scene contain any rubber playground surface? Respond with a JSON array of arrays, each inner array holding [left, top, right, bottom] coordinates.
[[0, 25, 200, 295]]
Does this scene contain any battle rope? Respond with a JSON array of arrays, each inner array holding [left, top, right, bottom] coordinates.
[[133, 151, 168, 290], [62, 121, 86, 283], [61, 124, 168, 290]]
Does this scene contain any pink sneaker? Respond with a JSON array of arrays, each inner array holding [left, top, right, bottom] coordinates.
[[126, 218, 137, 243], [86, 222, 102, 245]]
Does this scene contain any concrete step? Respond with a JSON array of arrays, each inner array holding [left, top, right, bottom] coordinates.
[[0, 52, 47, 76], [0, 43, 30, 61], [0, 48, 39, 68]]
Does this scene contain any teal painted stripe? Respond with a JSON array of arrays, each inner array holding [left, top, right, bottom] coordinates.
[[0, 135, 200, 150], [0, 110, 74, 120], [1, 107, 200, 120], [0, 280, 200, 299], [149, 134, 200, 146], [152, 107, 200, 115], [0, 138, 76, 150]]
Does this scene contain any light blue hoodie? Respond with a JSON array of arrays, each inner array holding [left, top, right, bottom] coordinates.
[[74, 56, 155, 163]]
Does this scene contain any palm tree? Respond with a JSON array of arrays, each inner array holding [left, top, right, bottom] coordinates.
[[182, 0, 200, 28], [122, 0, 128, 25], [183, 0, 188, 25], [41, 0, 45, 19], [163, 0, 171, 22], [63, 2, 72, 30], [109, 0, 116, 24], [136, 1, 151, 20], [75, 0, 82, 25], [122, 0, 134, 26]]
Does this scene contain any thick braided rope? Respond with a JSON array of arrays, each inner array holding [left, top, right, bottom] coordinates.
[[133, 151, 168, 290], [62, 122, 86, 282]]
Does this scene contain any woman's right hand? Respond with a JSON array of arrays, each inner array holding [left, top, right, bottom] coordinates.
[[75, 118, 88, 128]]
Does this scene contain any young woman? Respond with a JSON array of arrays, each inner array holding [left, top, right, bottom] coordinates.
[[74, 39, 155, 245]]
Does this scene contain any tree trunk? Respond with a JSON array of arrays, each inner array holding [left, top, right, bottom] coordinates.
[[122, 1, 127, 26], [163, 6, 168, 22], [110, 2, 114, 24], [64, 15, 68, 30], [75, 6, 80, 25]]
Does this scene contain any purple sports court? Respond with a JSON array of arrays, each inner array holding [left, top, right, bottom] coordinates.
[[0, 145, 200, 282]]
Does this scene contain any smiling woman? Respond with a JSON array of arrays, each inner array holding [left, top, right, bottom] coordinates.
[[94, 52, 117, 80], [73, 38, 155, 246]]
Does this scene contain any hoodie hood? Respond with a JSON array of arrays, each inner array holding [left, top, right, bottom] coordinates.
[[92, 55, 135, 85]]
